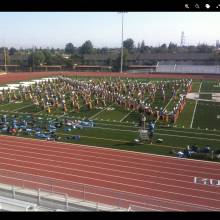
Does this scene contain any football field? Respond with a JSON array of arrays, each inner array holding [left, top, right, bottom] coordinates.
[[0, 75, 220, 161]]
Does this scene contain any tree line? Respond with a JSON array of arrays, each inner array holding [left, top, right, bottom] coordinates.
[[0, 38, 220, 72]]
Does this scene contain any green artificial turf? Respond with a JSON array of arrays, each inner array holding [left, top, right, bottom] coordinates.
[[1, 76, 220, 162]]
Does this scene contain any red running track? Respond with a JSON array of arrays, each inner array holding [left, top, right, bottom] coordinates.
[[1, 71, 220, 85], [0, 135, 220, 211]]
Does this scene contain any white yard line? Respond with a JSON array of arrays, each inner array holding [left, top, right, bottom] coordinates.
[[190, 82, 203, 128], [12, 103, 34, 112], [155, 97, 173, 124], [163, 98, 173, 112], [155, 86, 182, 124], [85, 126, 220, 143], [119, 111, 133, 122], [162, 85, 183, 113], [35, 109, 46, 115], [0, 102, 14, 107], [89, 107, 107, 120]]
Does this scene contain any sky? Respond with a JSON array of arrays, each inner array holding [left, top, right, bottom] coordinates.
[[0, 12, 220, 49]]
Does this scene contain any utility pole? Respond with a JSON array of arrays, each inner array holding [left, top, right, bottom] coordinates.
[[120, 13, 124, 73], [4, 47, 7, 73], [180, 31, 186, 46], [32, 46, 35, 72]]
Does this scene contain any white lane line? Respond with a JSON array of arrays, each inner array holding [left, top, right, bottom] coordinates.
[[0, 139, 192, 170], [0, 149, 203, 189], [190, 81, 203, 128], [0, 144, 214, 183], [0, 173, 168, 211], [0, 141, 219, 178], [0, 161, 220, 209], [3, 144, 218, 178], [0, 173, 184, 211], [1, 134, 220, 171], [0, 151, 219, 197], [0, 167, 217, 211], [2, 154, 219, 197], [1, 134, 220, 167]]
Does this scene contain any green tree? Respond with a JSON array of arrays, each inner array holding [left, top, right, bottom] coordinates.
[[9, 47, 17, 56], [123, 48, 128, 69], [28, 50, 45, 69], [168, 42, 178, 52], [52, 54, 65, 65], [65, 43, 75, 54], [159, 44, 168, 53], [34, 50, 45, 65], [71, 54, 82, 64], [79, 40, 94, 55], [42, 49, 53, 65], [100, 47, 108, 54], [197, 44, 213, 53], [106, 57, 113, 66], [123, 38, 135, 51], [112, 48, 128, 71]]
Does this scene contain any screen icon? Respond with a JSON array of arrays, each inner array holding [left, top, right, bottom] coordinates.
[[205, 4, 210, 9], [185, 4, 189, 9]]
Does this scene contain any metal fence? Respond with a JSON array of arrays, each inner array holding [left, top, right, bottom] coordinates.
[[0, 168, 217, 211]]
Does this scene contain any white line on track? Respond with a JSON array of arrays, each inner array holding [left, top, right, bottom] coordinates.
[[0, 173, 173, 211], [0, 149, 205, 188], [0, 173, 184, 211], [0, 167, 217, 211], [1, 134, 220, 166], [0, 161, 219, 209], [0, 150, 219, 196], [1, 154, 219, 198], [0, 139, 219, 175], [0, 144, 214, 183]]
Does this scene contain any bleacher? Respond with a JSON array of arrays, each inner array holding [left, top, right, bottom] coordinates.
[[156, 64, 220, 74], [0, 196, 37, 211]]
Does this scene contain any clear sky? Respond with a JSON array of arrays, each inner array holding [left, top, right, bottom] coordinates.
[[0, 12, 220, 49]]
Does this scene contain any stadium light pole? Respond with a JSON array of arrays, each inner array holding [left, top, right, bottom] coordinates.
[[119, 12, 126, 73]]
